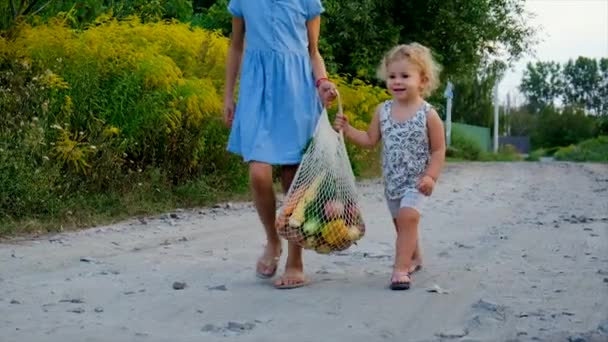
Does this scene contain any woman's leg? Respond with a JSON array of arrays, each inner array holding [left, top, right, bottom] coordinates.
[[274, 165, 308, 288], [249, 162, 282, 277]]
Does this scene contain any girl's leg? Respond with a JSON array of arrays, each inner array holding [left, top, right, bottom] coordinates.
[[275, 165, 308, 288], [249, 162, 282, 277], [392, 219, 422, 273], [392, 208, 420, 288], [411, 239, 423, 273]]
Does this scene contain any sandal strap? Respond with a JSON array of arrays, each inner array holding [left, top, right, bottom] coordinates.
[[391, 271, 411, 282], [258, 248, 282, 267], [258, 256, 280, 267]]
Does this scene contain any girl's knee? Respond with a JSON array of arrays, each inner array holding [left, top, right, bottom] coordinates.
[[397, 208, 420, 227]]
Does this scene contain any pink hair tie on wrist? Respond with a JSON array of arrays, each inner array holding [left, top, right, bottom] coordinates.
[[315, 77, 329, 88]]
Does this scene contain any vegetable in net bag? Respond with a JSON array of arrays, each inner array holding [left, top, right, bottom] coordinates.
[[276, 93, 366, 254]]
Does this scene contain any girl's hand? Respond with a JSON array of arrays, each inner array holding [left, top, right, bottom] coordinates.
[[418, 175, 436, 196], [334, 113, 348, 132], [318, 79, 337, 107], [223, 96, 235, 128]]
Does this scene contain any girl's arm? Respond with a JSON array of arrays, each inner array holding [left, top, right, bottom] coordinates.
[[223, 17, 245, 127], [340, 105, 382, 149], [424, 109, 446, 181]]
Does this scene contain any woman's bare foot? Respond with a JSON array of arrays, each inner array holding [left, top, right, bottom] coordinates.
[[256, 241, 282, 279], [274, 265, 309, 289]]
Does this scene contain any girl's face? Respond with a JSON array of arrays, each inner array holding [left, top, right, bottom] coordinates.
[[386, 58, 427, 101]]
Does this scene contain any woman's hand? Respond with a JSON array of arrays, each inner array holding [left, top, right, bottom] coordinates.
[[223, 96, 235, 128], [317, 79, 337, 107]]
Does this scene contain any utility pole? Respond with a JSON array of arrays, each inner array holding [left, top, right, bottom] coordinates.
[[493, 83, 499, 153], [444, 80, 454, 147], [506, 92, 511, 136]]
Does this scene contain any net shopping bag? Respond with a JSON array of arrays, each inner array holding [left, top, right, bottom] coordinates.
[[276, 93, 366, 254]]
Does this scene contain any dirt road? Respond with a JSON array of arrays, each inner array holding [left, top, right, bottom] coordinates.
[[1, 162, 607, 342]]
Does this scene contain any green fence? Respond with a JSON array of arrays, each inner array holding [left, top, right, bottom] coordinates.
[[448, 122, 492, 152]]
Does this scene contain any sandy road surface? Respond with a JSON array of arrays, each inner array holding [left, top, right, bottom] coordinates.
[[1, 162, 607, 342]]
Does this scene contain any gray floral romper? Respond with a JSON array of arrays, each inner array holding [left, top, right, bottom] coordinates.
[[380, 100, 431, 217]]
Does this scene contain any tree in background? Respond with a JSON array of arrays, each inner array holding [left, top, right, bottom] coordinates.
[[508, 107, 534, 137], [563, 57, 602, 115], [517, 57, 607, 149], [599, 59, 608, 115], [450, 60, 506, 127], [520, 61, 563, 113], [599, 60, 608, 134], [190, 0, 231, 36], [520, 57, 608, 116], [320, 0, 535, 129], [321, 0, 535, 82], [192, 0, 216, 14]]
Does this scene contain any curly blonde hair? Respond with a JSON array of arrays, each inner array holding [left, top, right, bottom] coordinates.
[[377, 43, 442, 98]]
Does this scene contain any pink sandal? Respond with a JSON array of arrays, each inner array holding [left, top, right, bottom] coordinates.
[[256, 254, 281, 279], [273, 275, 311, 290], [390, 271, 411, 290]]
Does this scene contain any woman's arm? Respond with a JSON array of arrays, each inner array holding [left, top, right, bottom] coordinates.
[[306, 16, 328, 82], [306, 16, 336, 106], [223, 17, 245, 127]]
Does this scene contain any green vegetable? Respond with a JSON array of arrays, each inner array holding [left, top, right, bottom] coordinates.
[[302, 218, 322, 236]]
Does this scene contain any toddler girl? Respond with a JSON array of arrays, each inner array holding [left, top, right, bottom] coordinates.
[[334, 43, 446, 290]]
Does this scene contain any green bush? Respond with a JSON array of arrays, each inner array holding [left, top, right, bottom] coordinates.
[[1, 0, 196, 31], [554, 136, 608, 163], [0, 19, 249, 230], [447, 127, 482, 160], [480, 144, 523, 162], [525, 148, 546, 161], [531, 106, 597, 149], [0, 18, 388, 234], [447, 132, 523, 162], [597, 117, 608, 136]]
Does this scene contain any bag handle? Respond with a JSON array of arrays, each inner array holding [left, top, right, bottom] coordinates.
[[316, 88, 345, 136], [334, 89, 345, 135]]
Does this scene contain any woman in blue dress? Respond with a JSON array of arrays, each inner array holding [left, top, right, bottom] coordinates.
[[224, 0, 337, 289]]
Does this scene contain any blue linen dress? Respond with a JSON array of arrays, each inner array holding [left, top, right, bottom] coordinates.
[[226, 0, 324, 165]]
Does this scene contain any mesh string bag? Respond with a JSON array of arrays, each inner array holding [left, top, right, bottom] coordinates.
[[276, 92, 366, 254]]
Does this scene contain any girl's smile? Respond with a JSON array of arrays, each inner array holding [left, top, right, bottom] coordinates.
[[386, 59, 426, 101]]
